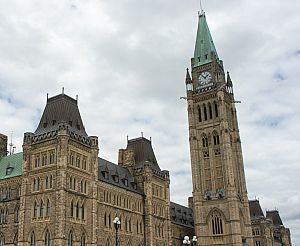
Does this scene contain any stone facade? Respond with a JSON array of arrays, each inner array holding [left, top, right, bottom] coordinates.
[[0, 10, 292, 246]]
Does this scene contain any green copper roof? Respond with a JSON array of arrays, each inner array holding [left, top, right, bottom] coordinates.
[[193, 13, 219, 67], [0, 153, 23, 180]]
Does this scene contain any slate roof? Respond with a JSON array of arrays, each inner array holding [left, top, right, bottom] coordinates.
[[35, 94, 87, 137], [127, 137, 161, 172], [249, 200, 265, 219], [98, 157, 143, 195], [0, 153, 23, 180], [266, 210, 283, 227], [170, 202, 194, 228]]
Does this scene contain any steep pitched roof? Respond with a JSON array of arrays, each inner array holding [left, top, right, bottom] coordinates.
[[35, 94, 87, 137], [193, 12, 220, 67], [0, 152, 23, 180], [126, 137, 161, 171], [98, 157, 143, 195], [249, 200, 265, 219], [266, 210, 284, 227], [170, 202, 194, 228]]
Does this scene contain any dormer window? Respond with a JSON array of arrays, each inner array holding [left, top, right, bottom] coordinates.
[[123, 179, 128, 187], [6, 167, 13, 175], [102, 171, 109, 180], [132, 182, 137, 190], [113, 175, 119, 183]]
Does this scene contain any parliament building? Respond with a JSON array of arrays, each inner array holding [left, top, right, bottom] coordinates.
[[0, 11, 292, 246]]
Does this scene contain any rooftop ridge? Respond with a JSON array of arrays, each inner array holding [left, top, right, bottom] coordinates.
[[47, 93, 77, 105]]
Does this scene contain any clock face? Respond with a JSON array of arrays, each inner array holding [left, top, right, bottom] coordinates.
[[198, 71, 212, 86]]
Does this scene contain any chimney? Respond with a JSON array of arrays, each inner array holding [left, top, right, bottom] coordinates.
[[0, 133, 8, 158]]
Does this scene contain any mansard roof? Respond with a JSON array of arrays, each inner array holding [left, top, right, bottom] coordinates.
[[98, 157, 143, 195], [35, 93, 87, 137], [170, 202, 194, 228], [127, 137, 161, 172], [266, 210, 284, 227], [0, 152, 23, 180], [249, 199, 265, 219]]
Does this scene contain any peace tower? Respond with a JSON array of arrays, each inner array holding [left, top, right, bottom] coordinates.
[[185, 11, 254, 246]]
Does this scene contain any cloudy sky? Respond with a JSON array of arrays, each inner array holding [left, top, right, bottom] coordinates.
[[0, 0, 299, 244]]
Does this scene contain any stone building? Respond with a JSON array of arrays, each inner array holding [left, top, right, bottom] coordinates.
[[0, 10, 292, 246]]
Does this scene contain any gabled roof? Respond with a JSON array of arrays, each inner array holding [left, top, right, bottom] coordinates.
[[0, 153, 23, 180], [127, 137, 161, 172], [249, 199, 265, 219], [266, 210, 284, 227], [35, 93, 87, 137], [98, 157, 143, 195], [193, 12, 220, 67]]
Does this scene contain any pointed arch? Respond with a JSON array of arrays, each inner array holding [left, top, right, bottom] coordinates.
[[80, 233, 86, 246], [30, 231, 36, 246], [68, 230, 74, 246], [33, 200, 38, 218], [214, 101, 219, 118], [202, 133, 208, 148], [203, 104, 208, 121], [208, 102, 213, 119], [46, 199, 51, 217], [40, 199, 44, 217], [207, 208, 226, 236], [212, 131, 220, 145], [70, 200, 74, 217], [44, 229, 51, 246]]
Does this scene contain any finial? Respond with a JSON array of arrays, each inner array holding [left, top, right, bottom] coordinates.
[[150, 136, 152, 142], [62, 87, 65, 94], [199, 0, 204, 15], [141, 131, 144, 138], [127, 135, 129, 143], [46, 93, 49, 102], [76, 95, 78, 102]]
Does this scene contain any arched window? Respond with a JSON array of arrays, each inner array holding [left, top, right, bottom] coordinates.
[[44, 230, 51, 246], [37, 178, 40, 191], [202, 134, 208, 148], [80, 234, 86, 246], [0, 234, 4, 246], [50, 175, 53, 188], [211, 212, 224, 235], [3, 208, 8, 223], [30, 232, 36, 246], [33, 202, 37, 218], [213, 133, 220, 145], [208, 103, 213, 119], [15, 206, 19, 223], [68, 231, 73, 246], [203, 104, 208, 121], [69, 177, 72, 189], [81, 203, 85, 220], [198, 106, 202, 122], [80, 180, 83, 193], [40, 200, 44, 217], [46, 199, 51, 217], [84, 181, 87, 193], [33, 179, 36, 191], [45, 176, 49, 189], [214, 102, 219, 118], [76, 202, 79, 219], [104, 212, 107, 227], [70, 200, 74, 217], [73, 178, 76, 190]]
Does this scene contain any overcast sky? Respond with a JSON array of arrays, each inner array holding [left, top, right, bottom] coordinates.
[[0, 0, 299, 244]]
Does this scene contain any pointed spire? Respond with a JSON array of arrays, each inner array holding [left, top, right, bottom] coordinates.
[[185, 68, 192, 84], [193, 12, 219, 67], [227, 71, 233, 86]]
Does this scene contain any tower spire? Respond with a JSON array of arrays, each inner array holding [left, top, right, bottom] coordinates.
[[193, 12, 219, 68]]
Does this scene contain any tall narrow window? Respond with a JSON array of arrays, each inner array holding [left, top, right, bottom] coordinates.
[[208, 103, 213, 119], [50, 175, 53, 188], [203, 104, 208, 121], [76, 202, 79, 219], [211, 212, 224, 235], [214, 102, 219, 118], [202, 135, 208, 148], [80, 234, 86, 246], [30, 232, 36, 246], [33, 202, 37, 218], [45, 176, 49, 189], [15, 206, 19, 223], [0, 235, 4, 246], [104, 213, 107, 227], [44, 230, 51, 246], [46, 200, 51, 217], [70, 201, 74, 217], [40, 201, 44, 217], [81, 204, 85, 220], [198, 107, 202, 122], [68, 232, 73, 246]]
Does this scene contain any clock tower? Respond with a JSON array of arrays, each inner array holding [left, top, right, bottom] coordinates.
[[185, 11, 254, 246]]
